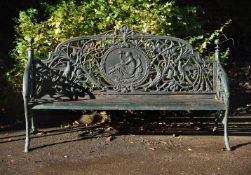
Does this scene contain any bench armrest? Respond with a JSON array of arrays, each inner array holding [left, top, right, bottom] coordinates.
[[23, 44, 93, 101], [216, 64, 230, 105], [214, 39, 229, 107], [23, 38, 35, 104]]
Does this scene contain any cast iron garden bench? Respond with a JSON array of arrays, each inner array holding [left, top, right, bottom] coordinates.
[[23, 25, 230, 152]]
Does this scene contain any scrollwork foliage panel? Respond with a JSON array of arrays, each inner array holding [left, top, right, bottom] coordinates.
[[36, 25, 215, 95]]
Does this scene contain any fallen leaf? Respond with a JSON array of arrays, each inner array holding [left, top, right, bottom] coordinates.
[[73, 120, 80, 126], [105, 127, 113, 131], [212, 127, 217, 132], [37, 132, 44, 135], [96, 117, 108, 125], [100, 111, 107, 115], [160, 141, 167, 145], [149, 147, 155, 151], [106, 136, 113, 142], [3, 138, 12, 142], [64, 124, 71, 128], [195, 127, 201, 131]]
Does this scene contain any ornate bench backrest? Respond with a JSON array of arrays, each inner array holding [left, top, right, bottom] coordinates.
[[41, 25, 216, 95]]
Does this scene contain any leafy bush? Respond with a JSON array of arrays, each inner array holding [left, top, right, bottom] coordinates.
[[8, 0, 230, 91], [189, 19, 232, 61]]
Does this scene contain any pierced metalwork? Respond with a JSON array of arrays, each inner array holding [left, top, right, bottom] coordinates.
[[32, 25, 215, 96], [34, 60, 94, 100], [22, 26, 231, 152]]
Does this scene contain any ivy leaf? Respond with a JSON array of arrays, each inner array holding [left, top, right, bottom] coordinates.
[[97, 23, 103, 30]]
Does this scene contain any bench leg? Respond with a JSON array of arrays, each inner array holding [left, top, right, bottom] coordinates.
[[222, 109, 231, 151], [212, 111, 221, 132], [24, 98, 30, 153], [31, 114, 37, 133]]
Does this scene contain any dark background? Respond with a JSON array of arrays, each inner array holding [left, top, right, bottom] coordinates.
[[1, 0, 251, 67], [0, 0, 251, 125]]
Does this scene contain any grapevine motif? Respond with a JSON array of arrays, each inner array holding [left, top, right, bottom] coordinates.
[[34, 25, 215, 98]]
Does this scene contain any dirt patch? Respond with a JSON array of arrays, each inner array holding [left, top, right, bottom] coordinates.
[[0, 128, 251, 175]]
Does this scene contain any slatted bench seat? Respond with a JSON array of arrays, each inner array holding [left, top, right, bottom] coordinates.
[[23, 25, 230, 152]]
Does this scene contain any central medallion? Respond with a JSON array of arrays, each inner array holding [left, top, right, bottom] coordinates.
[[100, 44, 149, 91]]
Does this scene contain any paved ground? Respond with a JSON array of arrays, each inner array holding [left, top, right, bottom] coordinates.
[[0, 126, 251, 175]]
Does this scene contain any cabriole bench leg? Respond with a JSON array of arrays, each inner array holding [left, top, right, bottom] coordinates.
[[223, 109, 231, 151], [31, 114, 37, 133]]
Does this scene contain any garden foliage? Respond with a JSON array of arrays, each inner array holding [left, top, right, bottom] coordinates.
[[8, 0, 230, 91]]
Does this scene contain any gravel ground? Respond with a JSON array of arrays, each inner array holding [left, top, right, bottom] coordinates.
[[0, 126, 251, 175]]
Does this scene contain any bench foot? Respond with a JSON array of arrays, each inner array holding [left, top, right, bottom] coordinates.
[[223, 109, 231, 151], [213, 111, 220, 133], [24, 138, 30, 153], [31, 114, 37, 134], [24, 99, 30, 153]]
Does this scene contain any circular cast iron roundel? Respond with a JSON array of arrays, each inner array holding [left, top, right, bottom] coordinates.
[[100, 44, 150, 88]]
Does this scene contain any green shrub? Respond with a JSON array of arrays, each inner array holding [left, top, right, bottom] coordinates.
[[8, 0, 230, 92], [189, 19, 232, 61]]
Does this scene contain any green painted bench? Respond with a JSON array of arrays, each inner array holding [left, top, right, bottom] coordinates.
[[23, 25, 230, 152]]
